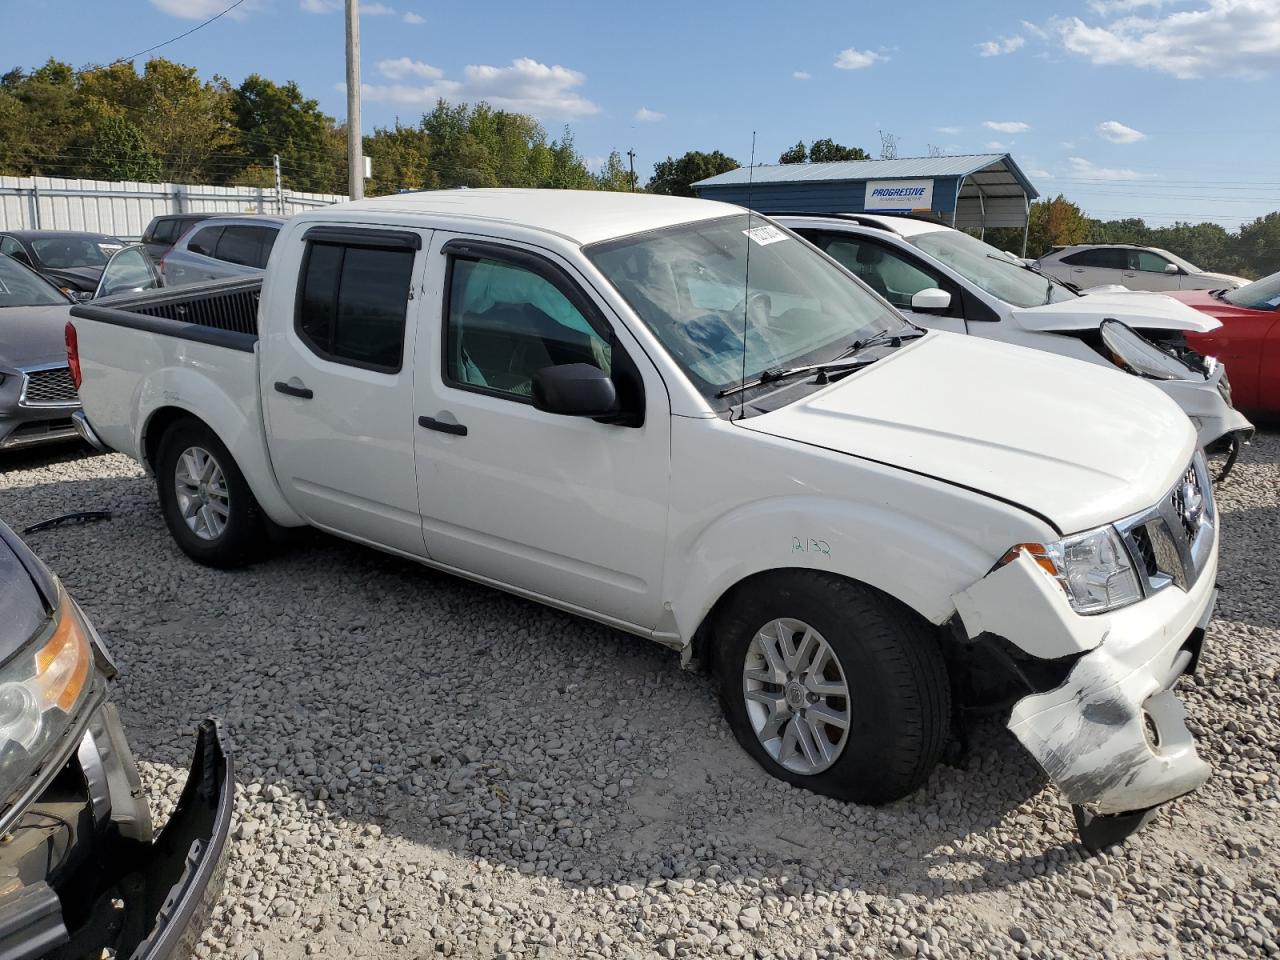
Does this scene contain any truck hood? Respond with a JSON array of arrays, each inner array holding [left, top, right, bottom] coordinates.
[[739, 332, 1195, 535], [1010, 290, 1220, 334], [0, 305, 75, 370]]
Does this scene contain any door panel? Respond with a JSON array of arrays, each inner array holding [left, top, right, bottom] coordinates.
[[1255, 316, 1280, 412], [412, 232, 671, 629], [261, 228, 431, 556]]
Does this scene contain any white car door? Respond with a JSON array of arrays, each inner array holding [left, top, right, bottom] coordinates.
[[412, 233, 671, 630], [261, 225, 432, 557], [1059, 248, 1129, 289], [801, 231, 967, 334]]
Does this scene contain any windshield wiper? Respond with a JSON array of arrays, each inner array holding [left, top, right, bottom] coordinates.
[[716, 329, 926, 399]]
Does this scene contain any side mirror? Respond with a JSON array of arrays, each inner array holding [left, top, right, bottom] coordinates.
[[1163, 263, 1179, 275], [910, 288, 952, 313], [531, 363, 619, 419]]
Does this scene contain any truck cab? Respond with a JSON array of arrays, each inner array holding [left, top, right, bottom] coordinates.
[[68, 191, 1221, 848]]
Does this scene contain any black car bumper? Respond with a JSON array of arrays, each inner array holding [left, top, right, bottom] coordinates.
[[0, 712, 233, 960]]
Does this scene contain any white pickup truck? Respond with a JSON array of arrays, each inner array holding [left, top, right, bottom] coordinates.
[[68, 190, 1220, 849]]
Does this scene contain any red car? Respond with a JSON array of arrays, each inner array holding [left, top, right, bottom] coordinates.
[[1174, 271, 1280, 417]]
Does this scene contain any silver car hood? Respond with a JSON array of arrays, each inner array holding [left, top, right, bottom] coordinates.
[[0, 304, 75, 371]]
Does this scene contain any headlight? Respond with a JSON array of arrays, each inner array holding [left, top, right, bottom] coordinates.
[[0, 585, 95, 792], [1099, 319, 1200, 381], [1000, 526, 1142, 615]]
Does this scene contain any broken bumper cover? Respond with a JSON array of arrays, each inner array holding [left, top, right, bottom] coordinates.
[[128, 718, 234, 959], [1006, 546, 1218, 816]]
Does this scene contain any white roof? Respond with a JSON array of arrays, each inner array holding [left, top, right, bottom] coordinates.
[[325, 189, 742, 246], [773, 213, 948, 237]]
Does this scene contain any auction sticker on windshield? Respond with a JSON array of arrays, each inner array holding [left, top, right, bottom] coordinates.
[[743, 224, 789, 246]]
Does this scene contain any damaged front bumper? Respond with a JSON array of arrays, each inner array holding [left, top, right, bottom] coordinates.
[[955, 518, 1219, 842], [1157, 363, 1254, 463], [0, 708, 233, 960]]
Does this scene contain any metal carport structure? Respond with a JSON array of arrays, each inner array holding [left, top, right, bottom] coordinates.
[[692, 153, 1040, 254]]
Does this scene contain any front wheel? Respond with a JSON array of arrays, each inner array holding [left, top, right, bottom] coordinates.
[[713, 571, 950, 804], [155, 418, 266, 568]]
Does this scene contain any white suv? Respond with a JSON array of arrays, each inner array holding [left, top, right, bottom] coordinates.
[[1037, 244, 1247, 292]]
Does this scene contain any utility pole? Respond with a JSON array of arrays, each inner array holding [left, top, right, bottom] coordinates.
[[345, 0, 364, 201], [273, 154, 284, 214], [626, 148, 636, 192]]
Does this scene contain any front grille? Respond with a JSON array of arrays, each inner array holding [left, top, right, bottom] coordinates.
[[19, 367, 78, 407], [1117, 453, 1214, 596]]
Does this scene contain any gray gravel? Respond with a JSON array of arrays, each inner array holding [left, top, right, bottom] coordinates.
[[1, 432, 1277, 960]]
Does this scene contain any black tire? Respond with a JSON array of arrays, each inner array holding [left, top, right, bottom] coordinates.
[[154, 417, 267, 568], [713, 571, 950, 804]]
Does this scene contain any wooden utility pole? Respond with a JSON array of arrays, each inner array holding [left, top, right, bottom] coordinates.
[[345, 0, 364, 201], [626, 148, 636, 192]]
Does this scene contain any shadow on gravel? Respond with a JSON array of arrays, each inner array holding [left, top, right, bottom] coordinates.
[[0, 440, 99, 475]]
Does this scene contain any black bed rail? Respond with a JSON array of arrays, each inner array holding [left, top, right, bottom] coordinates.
[[70, 277, 263, 353]]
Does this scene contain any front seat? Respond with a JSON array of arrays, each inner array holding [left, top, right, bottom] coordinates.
[[854, 244, 891, 299]]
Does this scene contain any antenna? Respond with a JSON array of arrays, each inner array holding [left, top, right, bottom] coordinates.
[[739, 131, 757, 422]]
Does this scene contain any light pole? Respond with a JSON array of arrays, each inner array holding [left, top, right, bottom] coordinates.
[[345, 0, 364, 201]]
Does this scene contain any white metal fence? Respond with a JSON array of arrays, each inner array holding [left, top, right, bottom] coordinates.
[[0, 176, 345, 240]]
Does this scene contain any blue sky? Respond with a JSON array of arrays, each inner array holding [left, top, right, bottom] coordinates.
[[5, 0, 1280, 227]]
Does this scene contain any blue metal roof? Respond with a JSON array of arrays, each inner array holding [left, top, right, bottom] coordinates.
[[693, 153, 1037, 199]]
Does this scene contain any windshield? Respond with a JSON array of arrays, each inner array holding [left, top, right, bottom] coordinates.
[[906, 229, 1077, 308], [587, 215, 904, 397], [1224, 270, 1280, 310], [0, 255, 69, 307], [30, 236, 122, 269]]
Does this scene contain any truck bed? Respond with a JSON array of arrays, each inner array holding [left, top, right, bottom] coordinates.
[[68, 278, 266, 466]]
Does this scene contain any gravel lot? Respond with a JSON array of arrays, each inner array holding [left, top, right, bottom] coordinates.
[[1, 433, 1277, 960]]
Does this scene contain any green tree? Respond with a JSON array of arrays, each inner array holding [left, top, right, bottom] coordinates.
[[646, 150, 739, 197], [779, 141, 807, 164], [84, 115, 161, 180], [363, 122, 431, 196], [808, 138, 869, 162], [595, 150, 634, 191], [232, 74, 343, 193], [1231, 212, 1280, 279], [1024, 195, 1089, 258]]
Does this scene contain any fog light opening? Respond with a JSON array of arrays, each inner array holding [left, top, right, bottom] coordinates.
[[1142, 710, 1162, 750]]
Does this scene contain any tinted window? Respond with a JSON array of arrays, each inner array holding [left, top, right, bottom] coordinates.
[[445, 257, 611, 400], [1135, 250, 1172, 273], [1062, 248, 1126, 269], [0, 237, 26, 260], [187, 225, 224, 257], [296, 242, 414, 371], [215, 226, 263, 267], [152, 219, 180, 243]]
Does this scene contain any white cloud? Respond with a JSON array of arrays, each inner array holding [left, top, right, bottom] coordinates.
[[834, 48, 885, 69], [362, 57, 599, 118], [1020, 19, 1049, 39], [300, 0, 339, 11], [362, 2, 396, 13], [1057, 1, 1280, 79], [1086, 0, 1170, 13], [984, 120, 1031, 133], [634, 107, 665, 123], [1096, 119, 1147, 143], [793, 70, 812, 80], [402, 11, 424, 23], [376, 57, 443, 80], [977, 34, 1025, 56], [150, 0, 256, 17], [1027, 168, 1053, 179], [302, 0, 396, 12], [984, 141, 1009, 151], [1066, 156, 1156, 180], [937, 126, 961, 135]]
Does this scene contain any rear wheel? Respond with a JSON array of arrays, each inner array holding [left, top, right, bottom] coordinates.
[[714, 571, 950, 804], [155, 418, 266, 568]]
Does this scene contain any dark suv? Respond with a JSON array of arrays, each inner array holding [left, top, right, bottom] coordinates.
[[139, 214, 222, 261]]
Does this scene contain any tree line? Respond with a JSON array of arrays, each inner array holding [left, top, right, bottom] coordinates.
[[1, 58, 1274, 278], [986, 196, 1280, 280]]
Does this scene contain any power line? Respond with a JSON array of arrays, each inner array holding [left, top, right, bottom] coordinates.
[[111, 0, 250, 65]]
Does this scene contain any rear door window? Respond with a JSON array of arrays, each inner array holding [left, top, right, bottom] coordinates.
[[186, 225, 224, 258], [296, 239, 416, 372], [214, 226, 262, 267]]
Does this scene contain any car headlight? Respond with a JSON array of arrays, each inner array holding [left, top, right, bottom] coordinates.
[[0, 585, 96, 792], [1000, 526, 1142, 615], [1099, 319, 1200, 381]]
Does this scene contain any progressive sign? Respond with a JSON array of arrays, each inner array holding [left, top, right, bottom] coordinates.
[[864, 179, 935, 213]]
